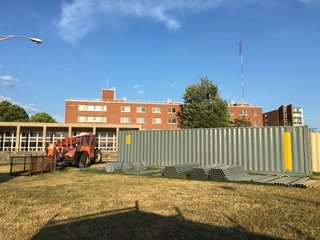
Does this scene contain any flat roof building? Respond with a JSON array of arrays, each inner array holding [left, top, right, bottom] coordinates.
[[263, 104, 304, 126], [0, 122, 140, 152], [228, 103, 263, 127], [65, 88, 181, 130]]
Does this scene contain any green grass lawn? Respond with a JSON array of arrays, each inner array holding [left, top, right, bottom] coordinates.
[[0, 165, 319, 240]]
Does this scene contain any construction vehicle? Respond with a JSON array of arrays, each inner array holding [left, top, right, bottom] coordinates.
[[47, 132, 102, 168]]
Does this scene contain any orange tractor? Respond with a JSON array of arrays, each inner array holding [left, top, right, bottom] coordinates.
[[47, 133, 102, 168]]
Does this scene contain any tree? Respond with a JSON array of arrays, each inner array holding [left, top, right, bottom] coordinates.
[[0, 100, 11, 121], [29, 112, 57, 123], [177, 76, 230, 129], [271, 120, 291, 126], [0, 100, 29, 122], [309, 127, 318, 132], [230, 116, 252, 127]]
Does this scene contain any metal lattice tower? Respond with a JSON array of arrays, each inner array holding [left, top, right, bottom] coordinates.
[[239, 40, 245, 102]]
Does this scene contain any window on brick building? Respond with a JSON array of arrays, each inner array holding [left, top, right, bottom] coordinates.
[[121, 106, 131, 112], [136, 118, 146, 124], [152, 118, 161, 124], [240, 110, 247, 116], [152, 107, 161, 113], [78, 116, 107, 123], [78, 105, 107, 111], [168, 118, 176, 124], [253, 110, 257, 116], [168, 108, 176, 113], [253, 120, 258, 126], [137, 107, 146, 113], [229, 110, 234, 115], [120, 117, 130, 123]]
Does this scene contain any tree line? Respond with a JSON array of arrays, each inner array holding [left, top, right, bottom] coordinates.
[[0, 100, 56, 123]]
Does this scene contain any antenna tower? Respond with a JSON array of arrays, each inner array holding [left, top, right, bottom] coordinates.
[[239, 40, 245, 102]]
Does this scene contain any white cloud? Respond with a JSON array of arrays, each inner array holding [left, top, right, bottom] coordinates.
[[23, 104, 39, 115], [0, 75, 18, 88], [56, 0, 319, 43], [134, 84, 139, 88], [55, 0, 228, 43], [137, 90, 144, 94], [0, 76, 13, 81], [2, 81, 17, 88], [0, 95, 39, 115], [0, 95, 13, 102], [57, 0, 99, 43], [297, 0, 320, 6]]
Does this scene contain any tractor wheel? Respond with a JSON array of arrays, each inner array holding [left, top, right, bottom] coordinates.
[[55, 149, 62, 164], [94, 149, 102, 164], [75, 151, 81, 166], [79, 152, 89, 168]]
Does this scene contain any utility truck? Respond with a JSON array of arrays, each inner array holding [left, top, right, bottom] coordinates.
[[47, 133, 102, 168]]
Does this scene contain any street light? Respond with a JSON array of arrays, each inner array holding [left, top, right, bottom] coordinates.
[[0, 35, 42, 44]]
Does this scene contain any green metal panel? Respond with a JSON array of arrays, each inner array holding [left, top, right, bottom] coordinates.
[[118, 126, 312, 176]]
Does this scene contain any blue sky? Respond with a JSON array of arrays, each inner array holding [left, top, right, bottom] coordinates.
[[0, 0, 320, 129]]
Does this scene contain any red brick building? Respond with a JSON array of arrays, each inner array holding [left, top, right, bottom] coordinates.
[[228, 103, 263, 127], [65, 88, 264, 129], [65, 88, 181, 130]]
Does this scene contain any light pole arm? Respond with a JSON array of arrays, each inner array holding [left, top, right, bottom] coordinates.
[[0, 35, 42, 44]]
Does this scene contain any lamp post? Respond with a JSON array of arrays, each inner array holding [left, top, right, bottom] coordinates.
[[0, 35, 42, 44]]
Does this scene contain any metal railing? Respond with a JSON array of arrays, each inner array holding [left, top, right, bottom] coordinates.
[[68, 98, 178, 104], [10, 155, 55, 176]]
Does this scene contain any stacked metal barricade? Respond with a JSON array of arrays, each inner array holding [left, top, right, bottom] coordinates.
[[162, 163, 199, 178], [162, 163, 320, 188], [105, 162, 144, 173]]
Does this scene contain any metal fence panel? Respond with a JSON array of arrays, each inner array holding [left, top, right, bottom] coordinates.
[[10, 155, 54, 176], [118, 126, 312, 176], [310, 132, 320, 173]]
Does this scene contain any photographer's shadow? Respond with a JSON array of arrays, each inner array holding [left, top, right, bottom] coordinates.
[[32, 201, 282, 240]]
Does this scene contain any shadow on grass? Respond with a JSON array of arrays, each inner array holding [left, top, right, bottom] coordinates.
[[275, 194, 320, 207], [31, 201, 283, 240], [0, 172, 18, 184], [218, 185, 237, 191]]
